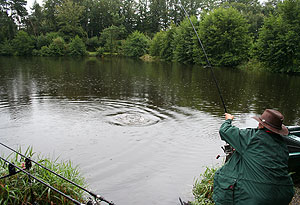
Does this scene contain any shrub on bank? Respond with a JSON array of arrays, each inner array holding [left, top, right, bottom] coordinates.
[[194, 7, 251, 67], [96, 46, 105, 57], [0, 147, 87, 204], [36, 34, 51, 50], [122, 31, 150, 58], [252, 0, 300, 73], [69, 35, 87, 56], [39, 45, 51, 56], [48, 37, 67, 56], [0, 40, 14, 56], [38, 36, 89, 57], [173, 16, 198, 64], [86, 36, 100, 52], [12, 31, 35, 56], [149, 30, 166, 57], [191, 166, 218, 205]]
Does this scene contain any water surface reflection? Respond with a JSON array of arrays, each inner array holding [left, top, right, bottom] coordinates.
[[0, 56, 299, 204]]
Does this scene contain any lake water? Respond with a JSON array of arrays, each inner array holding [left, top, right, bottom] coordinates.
[[0, 56, 299, 204]]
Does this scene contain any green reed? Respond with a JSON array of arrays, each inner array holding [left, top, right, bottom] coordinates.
[[0, 146, 87, 204]]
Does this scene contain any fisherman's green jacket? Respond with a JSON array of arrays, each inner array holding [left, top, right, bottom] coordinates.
[[213, 119, 294, 205]]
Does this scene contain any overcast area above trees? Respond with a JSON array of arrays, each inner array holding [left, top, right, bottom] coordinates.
[[1, 0, 299, 73]]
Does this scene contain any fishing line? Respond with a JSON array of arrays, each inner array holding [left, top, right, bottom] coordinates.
[[0, 142, 114, 205], [178, 2, 227, 113], [176, 6, 231, 204]]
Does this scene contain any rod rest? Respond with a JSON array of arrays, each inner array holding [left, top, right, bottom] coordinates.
[[287, 126, 300, 132], [289, 131, 300, 137]]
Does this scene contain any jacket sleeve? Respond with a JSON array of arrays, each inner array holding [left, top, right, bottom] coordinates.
[[219, 119, 250, 153]]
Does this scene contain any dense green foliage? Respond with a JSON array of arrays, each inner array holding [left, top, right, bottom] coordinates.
[[191, 166, 218, 205], [56, 0, 87, 41], [150, 9, 251, 66], [0, 147, 86, 204], [69, 35, 87, 56], [160, 24, 177, 61], [86, 36, 100, 52], [149, 26, 173, 60], [122, 31, 150, 58], [12, 31, 35, 56], [195, 7, 252, 66], [253, 0, 300, 72], [100, 25, 125, 54], [1, 0, 300, 72], [0, 40, 14, 56], [149, 30, 166, 57], [174, 16, 199, 64]]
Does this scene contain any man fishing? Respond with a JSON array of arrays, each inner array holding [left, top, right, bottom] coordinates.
[[213, 109, 294, 204], [178, 3, 294, 204]]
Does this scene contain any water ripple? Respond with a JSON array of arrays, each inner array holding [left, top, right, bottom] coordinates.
[[101, 98, 173, 127], [106, 111, 160, 126]]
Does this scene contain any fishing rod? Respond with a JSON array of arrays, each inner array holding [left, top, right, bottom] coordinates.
[[179, 1, 235, 162], [176, 5, 231, 204], [0, 142, 115, 205], [178, 1, 227, 113]]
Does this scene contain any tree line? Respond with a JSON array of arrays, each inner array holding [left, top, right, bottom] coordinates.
[[0, 0, 299, 72]]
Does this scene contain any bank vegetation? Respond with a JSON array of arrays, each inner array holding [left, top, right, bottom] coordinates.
[[0, 147, 87, 204], [1, 0, 300, 73]]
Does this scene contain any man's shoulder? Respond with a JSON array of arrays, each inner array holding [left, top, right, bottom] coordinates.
[[240, 128, 258, 136]]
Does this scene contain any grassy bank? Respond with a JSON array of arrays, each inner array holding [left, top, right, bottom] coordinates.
[[190, 166, 217, 205], [0, 147, 87, 204], [88, 51, 97, 57]]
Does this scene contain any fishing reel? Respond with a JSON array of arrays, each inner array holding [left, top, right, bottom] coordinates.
[[86, 194, 115, 205], [216, 144, 235, 162], [86, 197, 101, 205], [222, 144, 234, 155]]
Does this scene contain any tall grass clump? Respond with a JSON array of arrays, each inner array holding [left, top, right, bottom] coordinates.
[[191, 166, 218, 205], [0, 146, 87, 204]]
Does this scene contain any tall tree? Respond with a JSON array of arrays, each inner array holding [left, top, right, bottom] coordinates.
[[26, 1, 43, 36], [122, 31, 150, 57], [86, 0, 121, 37], [136, 0, 149, 33], [254, 0, 300, 72], [262, 0, 281, 16], [221, 0, 264, 41], [160, 23, 176, 61], [174, 16, 199, 64], [0, 0, 27, 40], [119, 0, 137, 35], [149, 30, 166, 56], [100, 25, 126, 53], [148, 0, 165, 34], [56, 0, 86, 41], [12, 30, 35, 55], [195, 7, 251, 66], [0, 0, 27, 23], [0, 11, 16, 41], [76, 0, 92, 37], [167, 0, 183, 25], [43, 0, 62, 33]]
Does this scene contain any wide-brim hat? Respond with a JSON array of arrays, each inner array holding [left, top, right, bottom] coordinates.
[[253, 109, 289, 136]]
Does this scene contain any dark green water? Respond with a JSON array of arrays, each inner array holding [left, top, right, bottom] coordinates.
[[0, 56, 299, 204]]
